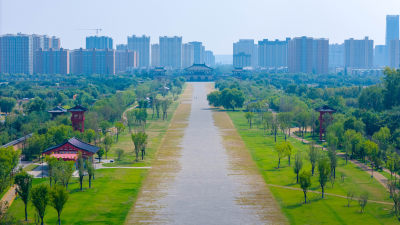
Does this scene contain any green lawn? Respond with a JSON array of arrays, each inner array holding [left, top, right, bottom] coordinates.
[[227, 111, 399, 224], [23, 164, 39, 172], [9, 169, 146, 224], [9, 100, 181, 224]]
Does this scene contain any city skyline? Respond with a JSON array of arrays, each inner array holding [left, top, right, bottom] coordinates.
[[1, 0, 400, 54]]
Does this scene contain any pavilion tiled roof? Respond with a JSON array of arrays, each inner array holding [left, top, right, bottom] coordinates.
[[43, 137, 99, 154], [184, 63, 213, 71], [315, 105, 336, 112], [48, 106, 67, 113], [68, 105, 88, 112]]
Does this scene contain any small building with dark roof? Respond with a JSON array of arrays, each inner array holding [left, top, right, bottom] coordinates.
[[68, 105, 88, 133], [42, 137, 99, 161], [184, 64, 214, 81], [48, 106, 67, 119], [151, 67, 167, 79]]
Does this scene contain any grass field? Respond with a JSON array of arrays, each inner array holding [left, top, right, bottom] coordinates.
[[227, 111, 399, 225], [8, 93, 182, 224], [9, 169, 146, 224]]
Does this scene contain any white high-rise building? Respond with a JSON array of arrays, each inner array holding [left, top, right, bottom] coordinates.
[[182, 43, 194, 68], [159, 36, 182, 69]]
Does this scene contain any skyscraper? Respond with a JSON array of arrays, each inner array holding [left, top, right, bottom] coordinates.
[[204, 50, 215, 67], [182, 43, 194, 68], [70, 48, 115, 75], [388, 40, 400, 68], [386, 15, 399, 47], [127, 35, 150, 68], [115, 50, 137, 73], [34, 48, 69, 75], [151, 44, 160, 67], [0, 34, 33, 75], [233, 39, 258, 68], [188, 41, 204, 64], [288, 37, 329, 74], [375, 45, 387, 67], [258, 38, 290, 68], [344, 37, 374, 69], [329, 44, 344, 69], [159, 36, 182, 69], [86, 36, 113, 49]]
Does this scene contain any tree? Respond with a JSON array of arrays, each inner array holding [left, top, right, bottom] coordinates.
[[77, 152, 85, 191], [318, 158, 330, 199], [96, 148, 104, 163], [161, 99, 172, 120], [60, 161, 74, 190], [372, 127, 391, 152], [31, 184, 49, 225], [84, 129, 96, 143], [364, 140, 379, 178], [0, 97, 16, 114], [294, 152, 303, 183], [115, 122, 125, 142], [87, 160, 95, 188], [103, 135, 113, 159], [299, 171, 312, 204], [347, 189, 355, 207], [383, 68, 400, 109], [131, 132, 148, 161], [244, 112, 255, 129], [116, 148, 124, 161], [358, 192, 369, 213], [275, 142, 286, 168], [328, 147, 337, 179], [50, 185, 69, 225], [308, 143, 319, 175], [285, 141, 293, 166], [278, 112, 293, 141], [14, 171, 33, 221]]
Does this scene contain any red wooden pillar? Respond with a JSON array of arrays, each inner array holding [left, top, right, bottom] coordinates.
[[68, 105, 87, 133]]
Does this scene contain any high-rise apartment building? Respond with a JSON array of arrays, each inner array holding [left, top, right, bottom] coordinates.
[[70, 48, 115, 75], [127, 35, 150, 68], [388, 40, 400, 68], [0, 34, 33, 75], [115, 50, 137, 73], [116, 44, 127, 50], [386, 15, 399, 46], [233, 39, 258, 68], [344, 37, 374, 69], [204, 50, 215, 67], [86, 36, 113, 49], [375, 45, 387, 67], [188, 41, 204, 64], [329, 44, 344, 69], [288, 37, 329, 74], [182, 43, 194, 68], [151, 44, 160, 67], [159, 36, 182, 69], [34, 48, 69, 74], [258, 38, 290, 68]]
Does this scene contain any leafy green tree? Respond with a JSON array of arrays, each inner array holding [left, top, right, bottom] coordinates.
[[115, 122, 125, 142], [103, 135, 113, 159], [383, 68, 400, 109], [207, 91, 221, 107], [25, 97, 47, 113], [328, 147, 337, 179], [0, 97, 16, 114], [14, 171, 33, 221], [84, 129, 96, 143], [219, 88, 245, 111], [299, 171, 312, 204], [308, 143, 319, 175], [131, 132, 148, 161], [358, 85, 384, 111], [244, 112, 255, 129], [285, 141, 293, 166], [347, 189, 355, 207], [358, 192, 369, 213], [31, 184, 50, 225], [77, 153, 85, 191], [364, 140, 379, 178], [161, 99, 172, 120], [60, 161, 74, 190], [0, 146, 20, 194], [318, 158, 330, 199], [294, 152, 303, 183], [87, 160, 95, 188], [96, 148, 104, 163], [50, 185, 69, 225], [116, 148, 124, 161], [278, 112, 293, 141], [372, 127, 391, 152]]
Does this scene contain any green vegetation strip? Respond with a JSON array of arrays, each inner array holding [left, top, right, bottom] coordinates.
[[227, 110, 398, 225]]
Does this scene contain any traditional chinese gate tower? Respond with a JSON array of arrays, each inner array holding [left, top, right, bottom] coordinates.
[[68, 105, 87, 133], [315, 105, 336, 141]]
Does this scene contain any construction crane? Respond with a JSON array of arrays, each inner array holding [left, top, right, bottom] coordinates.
[[77, 28, 103, 36]]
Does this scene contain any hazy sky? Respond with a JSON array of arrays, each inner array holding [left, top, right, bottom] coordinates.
[[1, 0, 400, 54]]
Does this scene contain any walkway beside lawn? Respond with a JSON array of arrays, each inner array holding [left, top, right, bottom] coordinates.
[[0, 186, 16, 211], [291, 133, 393, 191]]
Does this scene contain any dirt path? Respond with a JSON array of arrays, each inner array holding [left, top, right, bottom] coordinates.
[[0, 186, 16, 211]]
